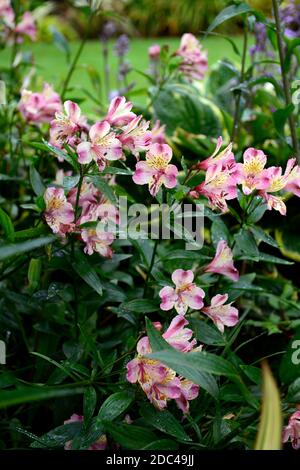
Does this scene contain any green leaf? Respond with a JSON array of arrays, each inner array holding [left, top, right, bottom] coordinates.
[[0, 207, 15, 241], [211, 218, 230, 247], [286, 377, 300, 402], [234, 228, 259, 260], [71, 251, 103, 296], [142, 439, 178, 450], [29, 165, 45, 197], [50, 26, 70, 61], [148, 349, 238, 378], [284, 38, 300, 72], [30, 422, 82, 448], [83, 387, 97, 427], [103, 422, 157, 450], [122, 299, 159, 314], [189, 319, 226, 346], [0, 236, 56, 261], [87, 175, 117, 204], [279, 328, 300, 384], [0, 385, 85, 409], [140, 405, 191, 442], [206, 3, 254, 35], [255, 362, 282, 450], [152, 83, 222, 137], [28, 258, 42, 291], [249, 226, 278, 248], [146, 317, 220, 398], [101, 167, 133, 176], [97, 391, 133, 423]]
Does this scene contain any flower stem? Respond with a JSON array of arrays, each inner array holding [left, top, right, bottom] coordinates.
[[61, 15, 93, 101], [272, 0, 300, 163], [231, 17, 248, 142], [143, 239, 159, 298]]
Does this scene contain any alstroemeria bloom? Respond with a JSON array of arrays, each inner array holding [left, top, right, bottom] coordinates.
[[77, 120, 122, 170], [119, 115, 152, 156], [67, 178, 99, 207], [64, 414, 107, 450], [126, 336, 181, 410], [14, 11, 37, 42], [151, 120, 167, 144], [18, 83, 62, 124], [191, 165, 238, 213], [50, 100, 87, 148], [81, 228, 114, 257], [259, 158, 300, 215], [236, 147, 270, 195], [133, 143, 178, 196], [79, 201, 120, 227], [204, 240, 239, 281], [159, 269, 205, 314], [126, 316, 200, 411], [196, 137, 235, 172], [202, 294, 239, 333], [176, 379, 199, 414], [283, 410, 300, 450], [44, 187, 74, 237], [105, 96, 136, 127], [176, 33, 208, 81]]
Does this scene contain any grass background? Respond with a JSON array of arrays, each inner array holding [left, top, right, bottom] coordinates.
[[1, 36, 252, 112]]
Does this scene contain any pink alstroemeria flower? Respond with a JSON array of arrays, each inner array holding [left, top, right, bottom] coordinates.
[[18, 83, 62, 124], [151, 120, 167, 144], [204, 240, 239, 281], [44, 187, 74, 237], [67, 178, 99, 207], [202, 294, 239, 333], [77, 120, 123, 170], [126, 336, 181, 410], [105, 96, 136, 127], [176, 379, 200, 414], [159, 269, 205, 315], [50, 100, 87, 149], [119, 115, 152, 156], [64, 414, 107, 450], [81, 228, 114, 257], [283, 410, 300, 450], [196, 136, 235, 172], [133, 143, 178, 196], [162, 315, 200, 352], [259, 158, 300, 215], [190, 165, 238, 213], [15, 11, 37, 42], [176, 33, 208, 81], [126, 316, 200, 411], [236, 147, 270, 195]]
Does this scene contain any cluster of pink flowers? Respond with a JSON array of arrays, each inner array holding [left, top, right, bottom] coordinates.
[[18, 83, 62, 125], [176, 33, 208, 81], [48, 96, 172, 196], [159, 243, 239, 333], [127, 242, 239, 412], [0, 1, 37, 43], [190, 137, 300, 215], [44, 175, 118, 257], [64, 414, 107, 450], [126, 315, 201, 413], [283, 410, 300, 449]]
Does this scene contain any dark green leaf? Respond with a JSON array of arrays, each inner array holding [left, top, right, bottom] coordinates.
[[0, 236, 56, 261]]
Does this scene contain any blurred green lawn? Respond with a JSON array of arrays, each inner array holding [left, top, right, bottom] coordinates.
[[1, 36, 251, 113]]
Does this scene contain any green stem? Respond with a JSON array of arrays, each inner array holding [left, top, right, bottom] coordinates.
[[61, 16, 93, 101], [231, 17, 248, 142], [143, 239, 159, 297], [272, 0, 300, 163], [71, 167, 84, 338]]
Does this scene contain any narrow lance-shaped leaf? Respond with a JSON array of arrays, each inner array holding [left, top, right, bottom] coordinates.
[[254, 362, 282, 450]]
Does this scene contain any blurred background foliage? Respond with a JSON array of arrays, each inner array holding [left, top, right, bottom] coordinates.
[[32, 0, 275, 41]]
